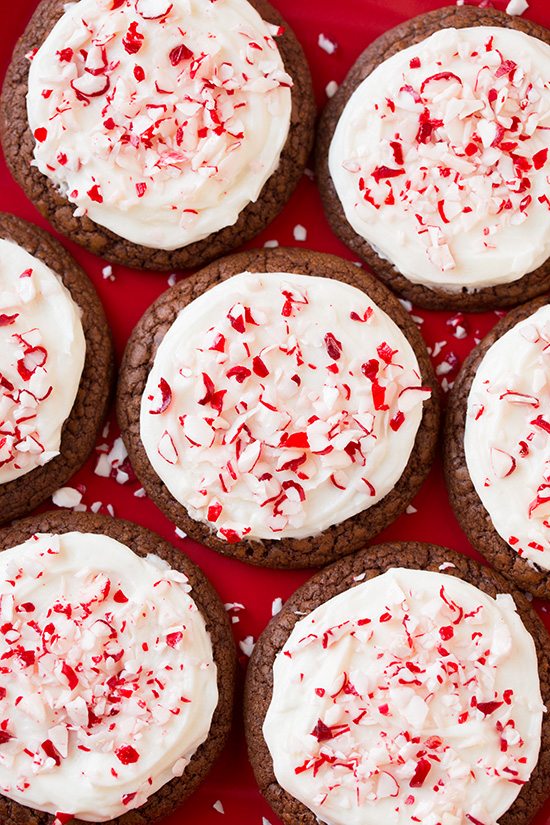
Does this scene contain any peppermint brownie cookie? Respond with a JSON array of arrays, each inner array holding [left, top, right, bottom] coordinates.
[[118, 248, 439, 568], [316, 6, 550, 311], [245, 542, 550, 825], [1, 0, 314, 271], [0, 510, 235, 824], [0, 213, 113, 525], [445, 297, 550, 599]]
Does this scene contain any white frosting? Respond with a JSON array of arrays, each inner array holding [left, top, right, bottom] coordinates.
[[329, 27, 550, 292], [0, 531, 218, 822], [263, 567, 544, 825], [465, 304, 550, 570], [140, 271, 431, 542], [26, 0, 292, 250], [0, 240, 85, 485]]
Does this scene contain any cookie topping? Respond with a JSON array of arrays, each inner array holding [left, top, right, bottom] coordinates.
[[26, 0, 292, 250], [0, 240, 85, 486], [465, 303, 550, 570], [0, 531, 217, 820], [263, 568, 544, 825], [329, 26, 550, 291], [140, 271, 430, 542]]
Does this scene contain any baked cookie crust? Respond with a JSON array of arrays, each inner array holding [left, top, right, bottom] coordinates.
[[445, 296, 550, 599], [0, 509, 236, 825], [0, 213, 113, 525], [315, 5, 550, 312], [1, 0, 315, 272], [117, 247, 440, 568], [244, 541, 550, 825]]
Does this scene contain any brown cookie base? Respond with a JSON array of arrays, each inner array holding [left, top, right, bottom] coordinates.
[[1, 0, 315, 272], [117, 247, 440, 568], [445, 296, 550, 599], [244, 541, 550, 825], [0, 510, 236, 825], [315, 5, 550, 312], [0, 213, 113, 525]]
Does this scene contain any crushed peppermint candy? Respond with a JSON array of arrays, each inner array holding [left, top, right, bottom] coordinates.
[[52, 486, 83, 509], [95, 436, 135, 485], [506, 0, 529, 15], [318, 33, 338, 55], [271, 597, 283, 616], [263, 568, 544, 825], [141, 272, 431, 543], [293, 224, 307, 242], [239, 635, 255, 658]]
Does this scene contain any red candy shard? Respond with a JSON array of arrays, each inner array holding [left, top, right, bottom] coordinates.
[[409, 757, 431, 788], [476, 700, 503, 716], [324, 332, 343, 360], [42, 738, 62, 766], [61, 662, 79, 690], [283, 432, 310, 449], [149, 377, 172, 414], [122, 22, 144, 55], [115, 745, 140, 765], [169, 43, 193, 66], [371, 165, 406, 183], [219, 528, 242, 544], [0, 313, 18, 326], [113, 589, 129, 603], [87, 184, 103, 203], [420, 71, 462, 94]]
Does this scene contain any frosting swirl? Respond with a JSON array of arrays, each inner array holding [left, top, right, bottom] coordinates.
[[140, 271, 431, 542], [0, 240, 85, 485], [329, 27, 550, 291], [26, 0, 292, 250], [263, 568, 544, 825], [465, 304, 550, 570], [0, 531, 218, 822]]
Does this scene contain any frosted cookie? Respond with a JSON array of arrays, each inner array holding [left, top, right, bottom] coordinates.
[[245, 542, 550, 825], [317, 6, 550, 310], [0, 510, 235, 824], [446, 297, 550, 599], [117, 248, 439, 568], [0, 213, 112, 525], [1, 0, 314, 270]]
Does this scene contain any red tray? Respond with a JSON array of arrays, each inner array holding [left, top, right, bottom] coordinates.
[[2, 1, 550, 823]]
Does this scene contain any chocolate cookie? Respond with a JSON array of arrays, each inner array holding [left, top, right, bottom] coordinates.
[[445, 296, 550, 599], [244, 541, 550, 825], [1, 0, 315, 272], [117, 247, 439, 568], [0, 509, 236, 825], [316, 5, 550, 312], [0, 213, 113, 525]]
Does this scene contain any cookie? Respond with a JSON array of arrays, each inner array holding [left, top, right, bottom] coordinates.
[[117, 247, 439, 568], [445, 296, 550, 599], [0, 213, 113, 525], [244, 541, 550, 825], [316, 5, 550, 311], [0, 509, 236, 825], [1, 0, 315, 272]]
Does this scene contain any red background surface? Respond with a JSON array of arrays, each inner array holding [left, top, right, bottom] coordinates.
[[1, 1, 550, 822]]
